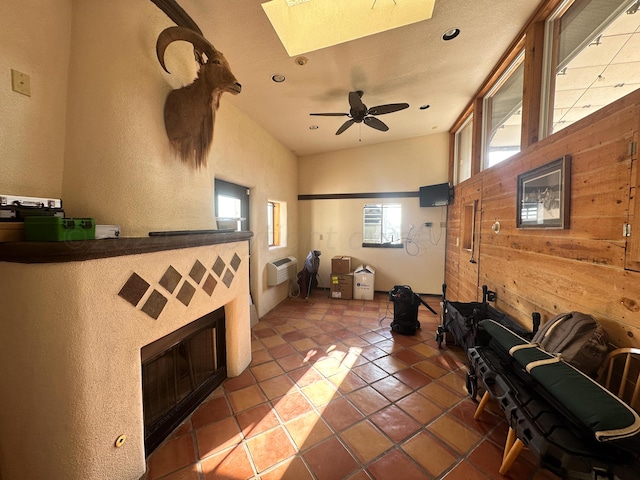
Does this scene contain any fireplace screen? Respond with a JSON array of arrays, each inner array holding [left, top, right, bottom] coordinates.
[[141, 307, 226, 454]]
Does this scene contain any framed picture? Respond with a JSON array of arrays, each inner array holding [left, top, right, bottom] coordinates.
[[516, 155, 571, 229]]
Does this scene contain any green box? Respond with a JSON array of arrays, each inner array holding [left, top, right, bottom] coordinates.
[[24, 217, 96, 242]]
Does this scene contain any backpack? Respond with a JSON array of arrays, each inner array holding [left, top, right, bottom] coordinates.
[[389, 285, 420, 335], [531, 311, 609, 376]]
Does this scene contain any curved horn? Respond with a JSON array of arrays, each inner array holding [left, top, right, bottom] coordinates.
[[156, 26, 217, 74]]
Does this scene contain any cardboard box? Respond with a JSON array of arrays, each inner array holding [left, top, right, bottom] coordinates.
[[353, 264, 375, 300], [331, 256, 352, 274], [330, 273, 353, 299]]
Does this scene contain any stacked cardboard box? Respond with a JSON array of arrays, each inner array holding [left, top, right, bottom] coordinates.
[[330, 256, 353, 299]]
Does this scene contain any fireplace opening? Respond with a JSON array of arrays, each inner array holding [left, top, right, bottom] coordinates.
[[141, 307, 226, 455]]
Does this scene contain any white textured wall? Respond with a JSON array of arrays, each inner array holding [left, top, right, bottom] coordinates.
[[298, 133, 449, 295], [61, 1, 298, 317], [0, 0, 72, 198], [0, 242, 251, 480], [211, 102, 299, 317]]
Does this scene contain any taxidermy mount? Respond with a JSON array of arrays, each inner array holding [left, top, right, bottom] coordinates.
[[151, 0, 242, 169]]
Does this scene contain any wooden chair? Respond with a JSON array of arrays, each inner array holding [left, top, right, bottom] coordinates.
[[597, 347, 640, 412]]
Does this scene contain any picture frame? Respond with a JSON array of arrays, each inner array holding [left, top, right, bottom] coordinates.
[[516, 155, 571, 229]]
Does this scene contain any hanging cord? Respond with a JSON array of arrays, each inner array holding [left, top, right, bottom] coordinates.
[[427, 207, 446, 246], [404, 210, 446, 256], [378, 294, 394, 328], [404, 224, 424, 256]]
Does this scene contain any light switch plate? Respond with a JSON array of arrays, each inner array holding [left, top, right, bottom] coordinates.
[[11, 69, 31, 97]]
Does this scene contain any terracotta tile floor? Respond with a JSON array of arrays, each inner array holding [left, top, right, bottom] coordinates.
[[142, 290, 560, 480]]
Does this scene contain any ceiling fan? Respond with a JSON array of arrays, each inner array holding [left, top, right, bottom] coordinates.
[[310, 91, 409, 135]]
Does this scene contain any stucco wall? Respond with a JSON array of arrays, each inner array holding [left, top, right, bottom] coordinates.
[[298, 133, 449, 294], [0, 0, 297, 318], [0, 0, 72, 198], [0, 242, 251, 480]]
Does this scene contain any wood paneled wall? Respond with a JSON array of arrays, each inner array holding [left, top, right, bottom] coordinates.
[[445, 90, 640, 348]]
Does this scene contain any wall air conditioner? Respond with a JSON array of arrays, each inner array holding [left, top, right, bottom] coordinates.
[[266, 256, 298, 286]]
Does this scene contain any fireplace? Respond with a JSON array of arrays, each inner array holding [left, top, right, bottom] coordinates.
[[0, 232, 253, 480], [142, 307, 226, 454]]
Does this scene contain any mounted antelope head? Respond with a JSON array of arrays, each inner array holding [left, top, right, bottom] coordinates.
[[151, 0, 241, 169]]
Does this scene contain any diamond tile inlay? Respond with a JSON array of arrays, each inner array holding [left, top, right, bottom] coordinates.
[[118, 273, 150, 307], [177, 281, 196, 307], [189, 260, 207, 284], [213, 257, 226, 277], [159, 266, 182, 294], [222, 269, 234, 288], [202, 274, 217, 296], [141, 290, 168, 319], [230, 253, 241, 271]]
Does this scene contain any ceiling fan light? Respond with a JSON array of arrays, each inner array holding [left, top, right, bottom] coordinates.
[[442, 28, 460, 41]]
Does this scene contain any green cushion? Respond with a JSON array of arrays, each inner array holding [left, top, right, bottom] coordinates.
[[479, 319, 640, 443], [480, 318, 530, 351], [528, 360, 640, 442]]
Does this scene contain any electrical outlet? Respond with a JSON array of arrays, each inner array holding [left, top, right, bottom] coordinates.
[[424, 222, 432, 227], [11, 69, 31, 97]]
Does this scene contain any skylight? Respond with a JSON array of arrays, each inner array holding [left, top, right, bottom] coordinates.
[[262, 0, 436, 56]]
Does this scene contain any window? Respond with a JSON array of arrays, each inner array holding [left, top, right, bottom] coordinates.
[[214, 179, 249, 231], [483, 51, 525, 169], [542, 0, 640, 136], [267, 200, 286, 247], [454, 114, 474, 184], [363, 203, 402, 247]]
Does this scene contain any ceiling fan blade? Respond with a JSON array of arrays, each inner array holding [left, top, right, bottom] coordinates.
[[367, 103, 410, 115], [310, 112, 349, 116], [348, 91, 366, 111], [336, 119, 355, 135], [364, 116, 389, 132]]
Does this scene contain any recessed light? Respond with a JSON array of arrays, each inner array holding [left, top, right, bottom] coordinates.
[[419, 104, 430, 110], [295, 56, 308, 66], [442, 28, 460, 41], [271, 74, 286, 83], [309, 125, 319, 130]]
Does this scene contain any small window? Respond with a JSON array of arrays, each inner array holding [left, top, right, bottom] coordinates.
[[268, 200, 286, 247], [483, 51, 525, 169], [363, 203, 402, 247], [542, 0, 639, 136], [214, 179, 249, 231], [454, 113, 474, 184]]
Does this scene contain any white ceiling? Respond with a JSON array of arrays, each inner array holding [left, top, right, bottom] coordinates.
[[168, 0, 542, 157]]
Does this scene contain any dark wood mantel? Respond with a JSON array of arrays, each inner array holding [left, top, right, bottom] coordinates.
[[0, 231, 253, 264]]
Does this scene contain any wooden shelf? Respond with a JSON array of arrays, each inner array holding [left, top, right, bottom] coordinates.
[[0, 231, 253, 264]]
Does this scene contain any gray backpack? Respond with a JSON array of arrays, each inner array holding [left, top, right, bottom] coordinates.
[[531, 311, 609, 376]]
